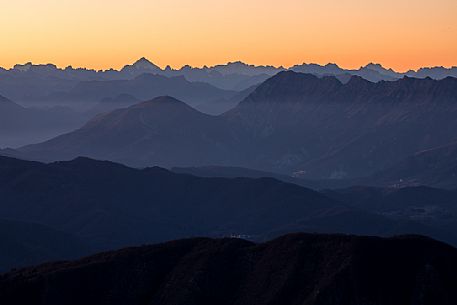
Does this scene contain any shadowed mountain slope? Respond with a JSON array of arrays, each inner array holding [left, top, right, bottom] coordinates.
[[367, 142, 457, 189], [19, 96, 236, 167], [0, 219, 90, 273], [1, 233, 457, 305], [1, 155, 451, 254], [323, 186, 457, 243], [224, 72, 457, 177]]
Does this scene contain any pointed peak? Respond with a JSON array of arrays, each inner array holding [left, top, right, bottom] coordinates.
[[122, 57, 161, 72], [134, 57, 154, 65]]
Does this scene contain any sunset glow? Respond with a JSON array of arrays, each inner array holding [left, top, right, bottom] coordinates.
[[1, 0, 456, 71]]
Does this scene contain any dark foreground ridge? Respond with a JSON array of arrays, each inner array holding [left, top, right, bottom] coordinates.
[[1, 233, 457, 305]]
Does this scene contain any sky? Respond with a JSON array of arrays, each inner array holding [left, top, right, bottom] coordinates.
[[1, 0, 456, 71]]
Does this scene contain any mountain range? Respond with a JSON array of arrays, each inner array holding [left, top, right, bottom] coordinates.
[[16, 71, 457, 181], [1, 233, 456, 305], [0, 69, 252, 147], [1, 58, 456, 107], [44, 73, 243, 114], [1, 58, 456, 149], [2, 155, 457, 271]]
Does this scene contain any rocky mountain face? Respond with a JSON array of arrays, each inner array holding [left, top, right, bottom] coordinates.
[[225, 72, 457, 178], [1, 233, 456, 305]]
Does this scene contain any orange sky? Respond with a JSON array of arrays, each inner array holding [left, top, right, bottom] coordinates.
[[1, 0, 456, 72]]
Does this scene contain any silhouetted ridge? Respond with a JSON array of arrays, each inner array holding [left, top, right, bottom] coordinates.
[[51, 156, 132, 171], [132, 95, 193, 109], [121, 57, 161, 74], [1, 233, 456, 305], [346, 74, 372, 86], [82, 96, 210, 130], [1, 155, 376, 253], [245, 71, 342, 101]]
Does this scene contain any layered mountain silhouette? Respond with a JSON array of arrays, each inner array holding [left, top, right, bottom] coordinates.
[[45, 73, 240, 114], [0, 155, 362, 248], [85, 93, 140, 116], [0, 95, 85, 148], [171, 165, 341, 190], [1, 233, 457, 305], [20, 97, 236, 167], [17, 72, 457, 180], [2, 58, 456, 108], [290, 62, 400, 82], [2, 155, 455, 272], [0, 59, 274, 107]]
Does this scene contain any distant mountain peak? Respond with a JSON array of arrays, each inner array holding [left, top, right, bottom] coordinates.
[[122, 57, 161, 73], [136, 95, 183, 106], [325, 63, 340, 68], [12, 62, 59, 72], [134, 57, 154, 65], [128, 96, 198, 113], [365, 62, 383, 69], [227, 61, 247, 66], [362, 63, 399, 78], [12, 62, 33, 72]]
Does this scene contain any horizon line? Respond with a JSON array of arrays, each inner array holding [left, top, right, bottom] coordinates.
[[1, 58, 456, 74]]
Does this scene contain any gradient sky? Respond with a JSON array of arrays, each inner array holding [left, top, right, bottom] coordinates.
[[1, 0, 456, 71]]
